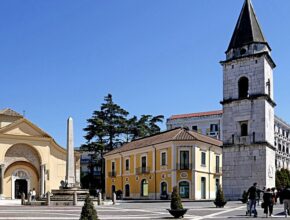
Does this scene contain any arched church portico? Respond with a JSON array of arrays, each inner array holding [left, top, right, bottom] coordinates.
[[1, 143, 44, 199]]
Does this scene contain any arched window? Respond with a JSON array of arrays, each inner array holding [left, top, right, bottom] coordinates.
[[241, 123, 248, 136], [161, 182, 167, 196], [141, 179, 148, 197], [125, 184, 130, 197], [238, 77, 249, 99], [179, 181, 189, 198]]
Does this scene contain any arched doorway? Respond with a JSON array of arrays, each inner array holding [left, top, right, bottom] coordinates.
[[141, 179, 148, 197], [160, 182, 168, 199], [179, 181, 189, 199], [12, 170, 30, 199], [125, 184, 130, 197], [3, 144, 41, 199]]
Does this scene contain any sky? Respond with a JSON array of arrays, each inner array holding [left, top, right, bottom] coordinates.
[[0, 0, 290, 148]]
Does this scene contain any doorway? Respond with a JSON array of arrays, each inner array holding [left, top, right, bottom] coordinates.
[[201, 177, 206, 199], [15, 179, 27, 199]]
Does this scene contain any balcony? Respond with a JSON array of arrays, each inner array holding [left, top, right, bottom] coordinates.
[[214, 167, 222, 176], [135, 167, 150, 175], [108, 171, 116, 177], [176, 163, 192, 170]]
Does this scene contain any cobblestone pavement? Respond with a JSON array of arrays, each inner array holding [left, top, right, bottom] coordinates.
[[0, 201, 288, 219]]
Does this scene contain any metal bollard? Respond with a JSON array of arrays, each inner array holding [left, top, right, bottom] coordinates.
[[112, 192, 116, 205], [46, 191, 51, 206], [97, 193, 102, 205], [73, 191, 77, 206]]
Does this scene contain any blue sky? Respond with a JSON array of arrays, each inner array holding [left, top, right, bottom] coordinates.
[[1, 0, 289, 148]]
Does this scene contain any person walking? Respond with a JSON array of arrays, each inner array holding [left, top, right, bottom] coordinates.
[[31, 188, 36, 201], [247, 182, 258, 217], [282, 186, 290, 217], [263, 188, 273, 218]]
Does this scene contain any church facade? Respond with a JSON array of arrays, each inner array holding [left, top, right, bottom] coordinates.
[[0, 108, 80, 199]]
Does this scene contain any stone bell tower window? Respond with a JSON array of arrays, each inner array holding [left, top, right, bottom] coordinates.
[[238, 77, 249, 99], [241, 122, 248, 137]]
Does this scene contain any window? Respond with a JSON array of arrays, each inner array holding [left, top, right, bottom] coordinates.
[[125, 159, 130, 171], [216, 179, 220, 193], [266, 79, 271, 97], [192, 126, 198, 131], [161, 152, 167, 166], [210, 124, 218, 132], [141, 179, 148, 197], [180, 151, 189, 170], [241, 122, 248, 136], [125, 184, 130, 197], [238, 76, 249, 99], [112, 161, 115, 172], [179, 181, 189, 198], [216, 155, 220, 173], [201, 152, 206, 166], [141, 156, 147, 173], [141, 156, 146, 168]]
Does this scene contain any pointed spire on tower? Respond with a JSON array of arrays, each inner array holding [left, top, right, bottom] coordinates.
[[226, 0, 269, 52]]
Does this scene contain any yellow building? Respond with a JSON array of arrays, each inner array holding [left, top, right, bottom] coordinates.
[[0, 109, 80, 199], [104, 128, 222, 200]]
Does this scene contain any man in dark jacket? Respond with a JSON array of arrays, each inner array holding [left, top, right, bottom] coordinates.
[[248, 182, 258, 217], [282, 186, 290, 217]]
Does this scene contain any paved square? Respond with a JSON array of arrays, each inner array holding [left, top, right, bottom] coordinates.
[[0, 200, 288, 219]]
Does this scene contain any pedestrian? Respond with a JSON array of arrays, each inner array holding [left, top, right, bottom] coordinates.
[[31, 188, 36, 201], [28, 189, 32, 201], [282, 185, 290, 217], [263, 188, 273, 218], [271, 188, 277, 205], [247, 182, 258, 217]]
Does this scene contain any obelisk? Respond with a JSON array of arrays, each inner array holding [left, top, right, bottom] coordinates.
[[66, 117, 75, 187]]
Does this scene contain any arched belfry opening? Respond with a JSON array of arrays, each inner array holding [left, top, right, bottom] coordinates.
[[238, 77, 249, 99]]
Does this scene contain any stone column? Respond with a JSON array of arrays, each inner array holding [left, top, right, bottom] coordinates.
[[66, 117, 75, 187], [40, 164, 45, 197], [0, 164, 4, 198]]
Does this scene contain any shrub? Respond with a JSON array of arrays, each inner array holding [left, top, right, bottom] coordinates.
[[170, 186, 183, 210], [214, 185, 227, 208], [80, 195, 99, 220]]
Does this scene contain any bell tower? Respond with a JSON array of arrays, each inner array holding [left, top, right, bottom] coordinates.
[[221, 0, 276, 200]]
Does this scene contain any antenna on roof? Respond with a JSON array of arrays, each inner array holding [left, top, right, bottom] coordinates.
[[22, 110, 26, 117]]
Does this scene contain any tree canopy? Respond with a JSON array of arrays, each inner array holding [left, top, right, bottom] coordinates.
[[80, 93, 164, 191]]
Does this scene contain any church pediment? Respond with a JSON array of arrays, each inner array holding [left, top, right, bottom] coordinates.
[[0, 119, 50, 138]]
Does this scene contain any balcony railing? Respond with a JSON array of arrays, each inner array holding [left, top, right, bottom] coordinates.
[[214, 167, 222, 175], [135, 167, 150, 174], [176, 163, 192, 170], [108, 171, 116, 177]]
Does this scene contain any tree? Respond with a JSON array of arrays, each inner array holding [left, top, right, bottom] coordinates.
[[276, 168, 290, 190], [214, 185, 227, 208], [81, 94, 164, 192], [80, 195, 98, 220], [126, 115, 164, 140], [81, 94, 128, 191]]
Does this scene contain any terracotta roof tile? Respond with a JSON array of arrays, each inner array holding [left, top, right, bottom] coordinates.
[[0, 108, 23, 117], [169, 110, 223, 120], [105, 128, 222, 156]]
